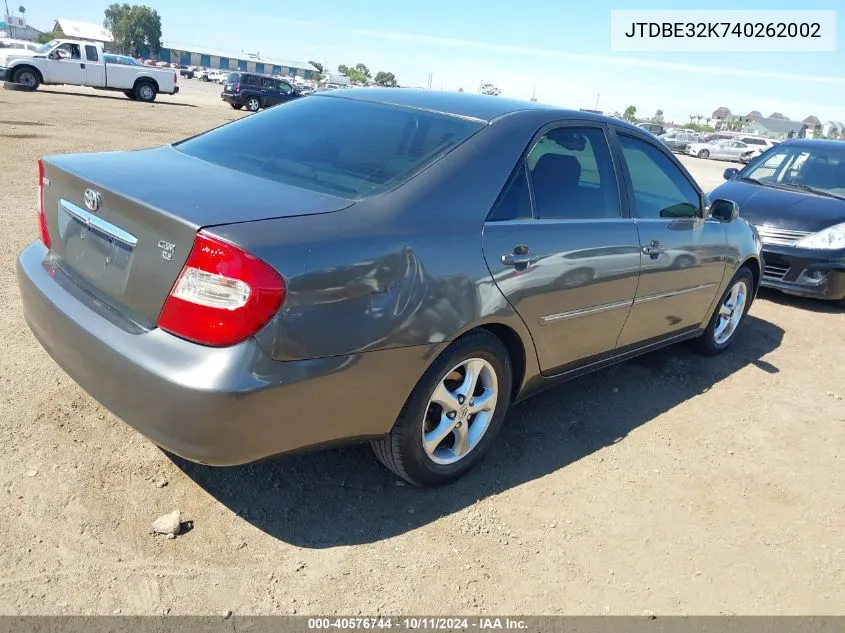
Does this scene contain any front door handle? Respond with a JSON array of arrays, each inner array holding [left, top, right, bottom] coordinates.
[[80, 63, 86, 69], [502, 246, 540, 269], [642, 240, 666, 257]]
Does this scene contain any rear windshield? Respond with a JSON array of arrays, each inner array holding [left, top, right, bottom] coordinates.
[[226, 72, 241, 83], [173, 95, 485, 199]]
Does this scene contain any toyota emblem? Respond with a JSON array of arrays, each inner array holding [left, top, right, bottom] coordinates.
[[83, 188, 102, 212]]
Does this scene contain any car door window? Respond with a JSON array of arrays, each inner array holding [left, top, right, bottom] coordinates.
[[277, 81, 293, 94], [525, 127, 621, 220], [85, 45, 98, 62], [261, 77, 275, 89], [618, 133, 701, 219]]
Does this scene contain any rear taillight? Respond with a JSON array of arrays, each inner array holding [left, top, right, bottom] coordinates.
[[234, 83, 241, 93], [37, 159, 51, 249], [157, 231, 285, 347]]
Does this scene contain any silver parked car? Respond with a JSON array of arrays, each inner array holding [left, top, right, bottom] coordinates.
[[687, 139, 750, 161], [17, 89, 763, 486]]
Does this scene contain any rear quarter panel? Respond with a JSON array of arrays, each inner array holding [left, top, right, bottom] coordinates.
[[208, 110, 554, 379]]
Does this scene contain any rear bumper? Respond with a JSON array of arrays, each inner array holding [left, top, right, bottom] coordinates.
[[761, 246, 845, 301], [0, 67, 8, 81], [17, 241, 431, 466], [220, 93, 244, 105]]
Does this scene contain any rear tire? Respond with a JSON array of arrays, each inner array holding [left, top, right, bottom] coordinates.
[[124, 90, 137, 100], [230, 103, 243, 110], [246, 96, 261, 112], [134, 81, 157, 102], [698, 149, 710, 159], [11, 67, 40, 91], [371, 330, 513, 487], [692, 266, 754, 356]]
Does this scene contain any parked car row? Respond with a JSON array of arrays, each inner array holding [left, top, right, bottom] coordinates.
[[657, 129, 776, 163]]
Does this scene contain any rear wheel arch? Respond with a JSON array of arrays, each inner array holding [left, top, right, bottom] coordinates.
[[386, 321, 529, 435], [476, 323, 526, 401]]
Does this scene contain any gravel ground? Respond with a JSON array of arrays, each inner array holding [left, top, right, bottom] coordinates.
[[1, 82, 844, 616]]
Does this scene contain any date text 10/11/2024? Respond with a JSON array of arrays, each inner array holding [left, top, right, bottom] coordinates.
[[307, 618, 528, 630]]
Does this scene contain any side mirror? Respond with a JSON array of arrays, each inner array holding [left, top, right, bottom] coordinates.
[[709, 199, 740, 222], [723, 167, 739, 180]]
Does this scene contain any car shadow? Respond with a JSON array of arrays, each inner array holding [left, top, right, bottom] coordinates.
[[38, 89, 198, 107], [757, 287, 843, 315], [170, 314, 784, 548]]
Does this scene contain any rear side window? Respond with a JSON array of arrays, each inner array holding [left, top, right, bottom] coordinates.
[[242, 74, 259, 86], [174, 95, 485, 199], [526, 127, 620, 220]]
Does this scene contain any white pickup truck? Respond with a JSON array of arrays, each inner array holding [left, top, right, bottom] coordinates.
[[0, 38, 179, 102]]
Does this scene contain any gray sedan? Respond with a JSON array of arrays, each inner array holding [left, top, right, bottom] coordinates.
[[17, 89, 763, 486]]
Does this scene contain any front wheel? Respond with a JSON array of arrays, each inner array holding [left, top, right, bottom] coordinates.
[[12, 67, 40, 91], [698, 149, 710, 159], [371, 330, 513, 487], [692, 266, 754, 356]]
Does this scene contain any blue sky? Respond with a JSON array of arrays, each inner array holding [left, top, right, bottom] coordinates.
[[16, 0, 845, 123]]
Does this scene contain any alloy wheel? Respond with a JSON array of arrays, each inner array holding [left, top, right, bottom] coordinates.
[[714, 280, 748, 345], [422, 358, 499, 465]]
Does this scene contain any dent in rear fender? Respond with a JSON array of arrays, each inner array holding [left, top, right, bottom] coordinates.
[[211, 217, 525, 361]]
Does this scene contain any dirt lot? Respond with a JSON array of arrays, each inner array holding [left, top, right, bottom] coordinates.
[[1, 83, 844, 616]]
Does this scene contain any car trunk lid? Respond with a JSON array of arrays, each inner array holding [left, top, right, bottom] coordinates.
[[41, 146, 355, 328]]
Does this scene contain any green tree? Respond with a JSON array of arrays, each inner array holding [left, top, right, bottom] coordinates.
[[104, 3, 162, 56], [374, 71, 397, 87], [653, 109, 664, 124], [336, 63, 372, 85], [623, 105, 637, 122], [35, 31, 61, 44], [308, 60, 324, 81]]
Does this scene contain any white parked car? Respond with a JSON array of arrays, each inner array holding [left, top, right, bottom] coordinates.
[[0, 37, 39, 52], [0, 38, 179, 102], [207, 69, 226, 83], [687, 139, 749, 162]]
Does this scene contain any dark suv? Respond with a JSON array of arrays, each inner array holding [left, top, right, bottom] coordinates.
[[221, 72, 302, 112]]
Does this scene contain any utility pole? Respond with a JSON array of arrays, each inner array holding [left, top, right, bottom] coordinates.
[[594, 93, 600, 110], [427, 73, 432, 90], [3, 0, 14, 39], [530, 86, 537, 102]]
